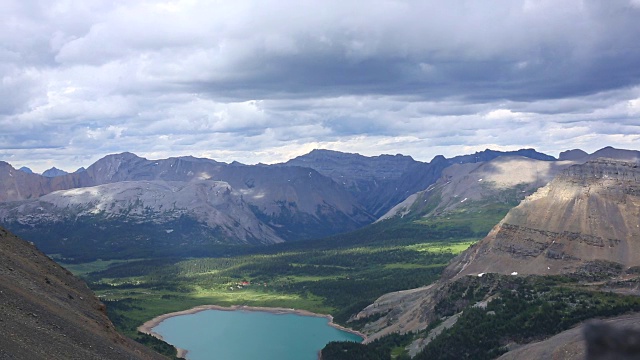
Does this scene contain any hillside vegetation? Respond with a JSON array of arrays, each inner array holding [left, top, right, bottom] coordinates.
[[62, 219, 479, 347]]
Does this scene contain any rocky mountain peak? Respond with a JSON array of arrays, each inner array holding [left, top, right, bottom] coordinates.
[[589, 146, 640, 162], [444, 158, 640, 278], [430, 154, 447, 163], [448, 148, 556, 164], [559, 149, 588, 161], [558, 158, 640, 184], [42, 167, 69, 178], [85, 152, 147, 183]]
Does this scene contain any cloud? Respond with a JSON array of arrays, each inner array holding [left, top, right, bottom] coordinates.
[[1, 0, 640, 172]]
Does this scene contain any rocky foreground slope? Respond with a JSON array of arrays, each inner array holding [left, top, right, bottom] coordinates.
[[0, 226, 165, 360], [497, 313, 640, 360]]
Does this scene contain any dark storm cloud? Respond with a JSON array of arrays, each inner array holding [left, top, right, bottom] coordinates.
[[1, 0, 639, 172], [176, 0, 640, 102]]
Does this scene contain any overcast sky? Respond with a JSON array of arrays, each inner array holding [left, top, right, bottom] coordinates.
[[1, 0, 640, 172]]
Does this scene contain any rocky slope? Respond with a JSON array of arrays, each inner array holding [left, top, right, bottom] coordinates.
[[0, 153, 374, 256], [378, 155, 575, 223], [497, 314, 640, 360], [283, 149, 444, 217], [353, 149, 640, 351], [445, 158, 640, 278], [0, 226, 165, 360], [86, 153, 375, 238], [0, 180, 282, 250], [283, 148, 555, 217]]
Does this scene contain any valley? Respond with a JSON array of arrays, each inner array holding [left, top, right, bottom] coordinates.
[[65, 222, 478, 352], [4, 2, 640, 359], [1, 146, 639, 359]]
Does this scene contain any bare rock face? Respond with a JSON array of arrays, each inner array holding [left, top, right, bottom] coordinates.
[[0, 227, 165, 360], [559, 149, 589, 161], [0, 180, 283, 245], [446, 159, 640, 278], [353, 283, 444, 342], [0, 153, 374, 251], [378, 156, 575, 222], [285, 148, 556, 218]]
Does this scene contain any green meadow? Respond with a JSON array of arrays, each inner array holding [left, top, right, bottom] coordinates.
[[57, 216, 494, 359], [64, 231, 479, 342]]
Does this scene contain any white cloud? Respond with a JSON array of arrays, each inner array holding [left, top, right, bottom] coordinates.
[[1, 0, 640, 172], [485, 109, 519, 120], [628, 98, 640, 114]]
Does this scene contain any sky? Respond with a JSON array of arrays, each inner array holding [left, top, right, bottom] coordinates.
[[1, 0, 640, 173]]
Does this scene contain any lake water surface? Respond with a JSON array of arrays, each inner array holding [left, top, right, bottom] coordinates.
[[152, 309, 363, 360]]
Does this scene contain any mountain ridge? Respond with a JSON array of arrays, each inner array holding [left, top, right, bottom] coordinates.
[[352, 148, 640, 357], [0, 146, 628, 261], [284, 148, 557, 217], [444, 157, 640, 278]]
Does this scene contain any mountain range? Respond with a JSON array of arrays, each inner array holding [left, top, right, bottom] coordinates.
[[2, 145, 640, 359], [0, 148, 558, 260]]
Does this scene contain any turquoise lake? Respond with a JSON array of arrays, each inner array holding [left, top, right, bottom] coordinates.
[[152, 309, 363, 360]]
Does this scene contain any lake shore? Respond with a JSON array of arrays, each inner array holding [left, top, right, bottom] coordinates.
[[137, 304, 367, 359]]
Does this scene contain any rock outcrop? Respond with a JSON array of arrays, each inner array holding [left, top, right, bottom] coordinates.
[[0, 180, 283, 246], [378, 155, 575, 222], [446, 158, 640, 278]]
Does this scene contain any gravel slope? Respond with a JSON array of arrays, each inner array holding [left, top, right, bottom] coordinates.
[[0, 227, 166, 360]]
